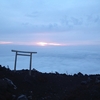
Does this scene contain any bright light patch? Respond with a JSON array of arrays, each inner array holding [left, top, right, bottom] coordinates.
[[0, 41, 13, 44], [37, 42, 48, 46], [36, 42, 64, 46]]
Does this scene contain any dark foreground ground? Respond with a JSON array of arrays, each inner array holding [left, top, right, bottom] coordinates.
[[0, 65, 100, 100]]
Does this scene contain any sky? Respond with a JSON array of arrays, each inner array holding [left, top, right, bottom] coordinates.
[[0, 0, 100, 46]]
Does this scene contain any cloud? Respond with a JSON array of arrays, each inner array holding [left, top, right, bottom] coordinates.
[[0, 0, 100, 31], [0, 41, 13, 44], [0, 0, 100, 45], [26, 11, 39, 18], [87, 14, 100, 24]]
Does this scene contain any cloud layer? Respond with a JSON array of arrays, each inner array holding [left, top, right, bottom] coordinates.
[[0, 0, 100, 45]]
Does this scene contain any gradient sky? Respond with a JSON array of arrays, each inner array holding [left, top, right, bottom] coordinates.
[[0, 0, 100, 46]]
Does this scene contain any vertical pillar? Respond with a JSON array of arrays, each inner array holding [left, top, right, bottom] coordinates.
[[29, 53, 32, 75], [14, 51, 17, 72]]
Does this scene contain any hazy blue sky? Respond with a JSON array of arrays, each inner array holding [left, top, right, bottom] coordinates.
[[0, 0, 100, 46]]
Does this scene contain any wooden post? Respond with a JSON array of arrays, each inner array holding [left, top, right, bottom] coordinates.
[[29, 53, 32, 76], [12, 50, 37, 75], [14, 51, 17, 72]]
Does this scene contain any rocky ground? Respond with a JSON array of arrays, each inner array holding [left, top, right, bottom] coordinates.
[[0, 65, 100, 100]]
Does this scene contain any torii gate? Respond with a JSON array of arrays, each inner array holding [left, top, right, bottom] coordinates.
[[12, 50, 37, 75]]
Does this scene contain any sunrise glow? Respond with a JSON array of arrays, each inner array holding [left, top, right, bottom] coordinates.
[[36, 42, 48, 46], [36, 42, 63, 46]]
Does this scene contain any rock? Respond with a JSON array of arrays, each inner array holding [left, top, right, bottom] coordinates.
[[0, 78, 17, 100], [95, 77, 100, 84], [17, 95, 28, 100], [77, 72, 83, 77], [28, 96, 32, 100], [27, 91, 33, 100], [0, 79, 7, 92], [87, 77, 92, 83], [3, 78, 17, 89]]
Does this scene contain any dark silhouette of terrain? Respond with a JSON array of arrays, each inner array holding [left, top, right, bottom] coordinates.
[[0, 65, 100, 100]]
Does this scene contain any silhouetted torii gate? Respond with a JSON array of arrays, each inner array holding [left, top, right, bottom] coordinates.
[[12, 50, 37, 75]]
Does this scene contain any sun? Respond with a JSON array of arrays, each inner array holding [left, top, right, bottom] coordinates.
[[36, 42, 48, 46], [36, 42, 65, 46]]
